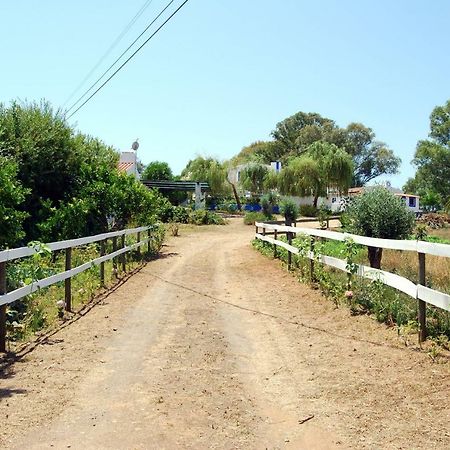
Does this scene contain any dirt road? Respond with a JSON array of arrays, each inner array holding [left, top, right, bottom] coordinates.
[[1, 219, 449, 449]]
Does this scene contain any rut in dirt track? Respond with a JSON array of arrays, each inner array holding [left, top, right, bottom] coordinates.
[[1, 219, 449, 450]]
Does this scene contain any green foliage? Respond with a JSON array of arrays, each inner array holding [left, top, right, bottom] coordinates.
[[343, 122, 401, 186], [142, 161, 173, 181], [268, 111, 399, 186], [171, 206, 190, 223], [181, 156, 230, 197], [277, 142, 353, 207], [0, 100, 166, 245], [240, 163, 269, 195], [280, 200, 299, 224], [342, 187, 415, 268], [299, 204, 318, 217], [252, 234, 450, 339], [243, 211, 266, 225], [317, 204, 331, 229], [0, 157, 30, 249], [345, 187, 415, 239], [189, 210, 225, 225], [261, 192, 278, 218], [404, 100, 450, 207]]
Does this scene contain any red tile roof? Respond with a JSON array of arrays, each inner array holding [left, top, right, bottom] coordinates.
[[118, 162, 134, 172]]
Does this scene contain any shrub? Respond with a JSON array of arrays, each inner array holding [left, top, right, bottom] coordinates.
[[261, 193, 278, 219], [172, 206, 190, 223], [345, 187, 415, 268], [244, 211, 266, 225], [189, 210, 225, 225], [299, 204, 318, 217], [280, 200, 299, 225]]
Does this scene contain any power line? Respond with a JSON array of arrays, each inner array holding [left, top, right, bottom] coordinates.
[[66, 0, 176, 115], [67, 0, 189, 119], [63, 0, 154, 108]]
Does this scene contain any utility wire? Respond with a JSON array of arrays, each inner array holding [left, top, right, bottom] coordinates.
[[63, 0, 154, 108], [66, 0, 176, 115], [67, 0, 189, 119]]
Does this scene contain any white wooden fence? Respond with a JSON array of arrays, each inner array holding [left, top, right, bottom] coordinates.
[[255, 221, 450, 341], [0, 225, 157, 352]]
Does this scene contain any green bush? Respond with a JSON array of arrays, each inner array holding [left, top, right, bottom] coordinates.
[[171, 206, 190, 223], [299, 204, 318, 217], [280, 200, 299, 225], [243, 212, 266, 225], [344, 187, 415, 268], [189, 210, 225, 225]]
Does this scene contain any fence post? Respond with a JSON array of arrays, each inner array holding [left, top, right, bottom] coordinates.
[[112, 236, 118, 277], [310, 237, 316, 281], [137, 231, 141, 259], [147, 228, 151, 256], [100, 239, 106, 286], [287, 233, 292, 270], [418, 252, 427, 343], [273, 229, 278, 258], [65, 247, 72, 312], [121, 234, 126, 273], [0, 261, 7, 353]]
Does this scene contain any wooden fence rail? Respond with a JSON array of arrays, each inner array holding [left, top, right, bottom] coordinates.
[[0, 225, 156, 352], [255, 222, 450, 342]]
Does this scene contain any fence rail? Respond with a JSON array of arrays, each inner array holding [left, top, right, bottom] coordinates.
[[0, 225, 156, 352], [255, 221, 450, 341]]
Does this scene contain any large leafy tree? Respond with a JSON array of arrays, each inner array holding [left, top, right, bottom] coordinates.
[[403, 100, 450, 207], [233, 111, 400, 187], [142, 161, 173, 181], [343, 123, 401, 186], [277, 142, 353, 207]]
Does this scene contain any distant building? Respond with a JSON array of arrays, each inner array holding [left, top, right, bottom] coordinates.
[[117, 140, 139, 178], [347, 185, 420, 213]]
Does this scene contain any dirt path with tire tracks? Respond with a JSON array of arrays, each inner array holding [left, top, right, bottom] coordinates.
[[1, 218, 449, 449]]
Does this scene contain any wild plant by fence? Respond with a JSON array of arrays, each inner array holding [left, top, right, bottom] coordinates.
[[0, 225, 160, 352], [255, 221, 450, 342]]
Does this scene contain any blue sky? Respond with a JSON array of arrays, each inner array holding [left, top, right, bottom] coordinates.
[[1, 0, 449, 186]]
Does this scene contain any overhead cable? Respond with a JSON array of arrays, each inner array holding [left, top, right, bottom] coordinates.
[[63, 0, 154, 108], [66, 0, 176, 115]]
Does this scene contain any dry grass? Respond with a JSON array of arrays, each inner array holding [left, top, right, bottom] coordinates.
[[382, 250, 450, 294]]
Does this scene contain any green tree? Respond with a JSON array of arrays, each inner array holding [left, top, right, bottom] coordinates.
[[240, 163, 269, 196], [403, 101, 450, 207], [343, 123, 401, 186], [277, 142, 353, 207], [181, 156, 233, 206], [0, 100, 165, 242], [142, 161, 173, 181], [0, 157, 30, 248], [344, 187, 415, 268], [235, 111, 400, 186]]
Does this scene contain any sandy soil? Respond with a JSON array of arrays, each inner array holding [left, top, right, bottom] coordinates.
[[1, 218, 449, 449]]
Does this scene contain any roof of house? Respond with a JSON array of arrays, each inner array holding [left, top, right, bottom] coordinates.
[[118, 161, 135, 172]]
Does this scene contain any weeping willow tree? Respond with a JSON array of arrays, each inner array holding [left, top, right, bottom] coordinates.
[[240, 163, 269, 196], [277, 142, 353, 207], [181, 156, 231, 200]]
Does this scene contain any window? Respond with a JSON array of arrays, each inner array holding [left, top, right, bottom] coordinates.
[[409, 197, 416, 207]]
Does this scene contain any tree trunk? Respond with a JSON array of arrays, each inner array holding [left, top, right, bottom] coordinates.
[[228, 181, 241, 211], [313, 194, 319, 208], [367, 246, 383, 269]]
